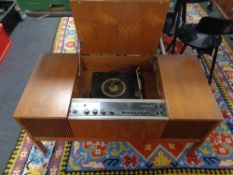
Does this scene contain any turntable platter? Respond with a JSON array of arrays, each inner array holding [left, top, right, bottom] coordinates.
[[91, 71, 138, 99], [101, 78, 127, 98]]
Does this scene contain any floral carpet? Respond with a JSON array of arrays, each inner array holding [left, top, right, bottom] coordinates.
[[4, 4, 233, 175]]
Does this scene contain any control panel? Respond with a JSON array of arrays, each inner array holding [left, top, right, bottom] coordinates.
[[68, 98, 168, 120]]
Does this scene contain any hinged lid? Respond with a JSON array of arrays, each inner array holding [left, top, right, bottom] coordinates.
[[14, 54, 78, 119], [157, 55, 223, 121], [70, 0, 169, 55]]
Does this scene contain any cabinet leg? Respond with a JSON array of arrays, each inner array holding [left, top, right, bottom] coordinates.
[[33, 140, 47, 154], [187, 140, 203, 155]]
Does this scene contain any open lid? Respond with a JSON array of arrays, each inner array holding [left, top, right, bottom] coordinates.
[[70, 0, 169, 55]]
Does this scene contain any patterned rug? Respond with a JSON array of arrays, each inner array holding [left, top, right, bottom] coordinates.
[[4, 4, 233, 175]]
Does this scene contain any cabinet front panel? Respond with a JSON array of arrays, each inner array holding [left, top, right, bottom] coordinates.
[[69, 120, 167, 141]]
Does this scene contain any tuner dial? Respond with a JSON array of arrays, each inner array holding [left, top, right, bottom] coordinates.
[[84, 109, 90, 115]]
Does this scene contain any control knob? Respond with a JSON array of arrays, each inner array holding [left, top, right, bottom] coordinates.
[[92, 109, 98, 115], [109, 111, 114, 115], [100, 110, 106, 115], [73, 109, 78, 114], [84, 109, 90, 115]]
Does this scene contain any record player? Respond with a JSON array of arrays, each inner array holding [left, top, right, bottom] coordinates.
[[14, 0, 223, 154], [90, 68, 143, 99]]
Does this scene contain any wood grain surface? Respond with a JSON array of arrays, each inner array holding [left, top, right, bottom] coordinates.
[[14, 53, 78, 119], [214, 0, 233, 19], [70, 0, 169, 55], [157, 55, 223, 121], [69, 120, 167, 140], [80, 55, 152, 71]]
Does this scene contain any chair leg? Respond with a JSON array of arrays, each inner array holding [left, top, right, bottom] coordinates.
[[167, 2, 184, 54], [180, 44, 187, 54], [159, 38, 166, 55], [198, 52, 210, 79], [197, 52, 201, 59], [166, 36, 177, 53], [182, 3, 186, 24], [166, 42, 172, 52], [171, 38, 177, 54], [207, 1, 213, 10], [208, 47, 219, 84]]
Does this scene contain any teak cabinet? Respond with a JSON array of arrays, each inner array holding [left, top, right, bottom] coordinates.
[[14, 54, 223, 153], [13, 0, 223, 154]]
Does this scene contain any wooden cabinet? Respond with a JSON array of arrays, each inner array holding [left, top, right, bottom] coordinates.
[[14, 53, 223, 153], [214, 0, 233, 19], [13, 0, 223, 154]]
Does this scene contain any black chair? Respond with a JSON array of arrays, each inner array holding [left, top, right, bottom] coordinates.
[[163, 0, 185, 52], [163, 0, 184, 35], [177, 16, 233, 84], [164, 0, 211, 53]]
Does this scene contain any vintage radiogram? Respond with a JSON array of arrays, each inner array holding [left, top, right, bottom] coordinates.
[[14, 0, 222, 154]]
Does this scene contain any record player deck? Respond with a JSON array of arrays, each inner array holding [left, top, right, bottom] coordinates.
[[70, 62, 168, 120], [91, 67, 143, 99]]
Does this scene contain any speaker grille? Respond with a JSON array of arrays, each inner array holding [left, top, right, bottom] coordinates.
[[162, 121, 216, 139], [20, 118, 74, 138]]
